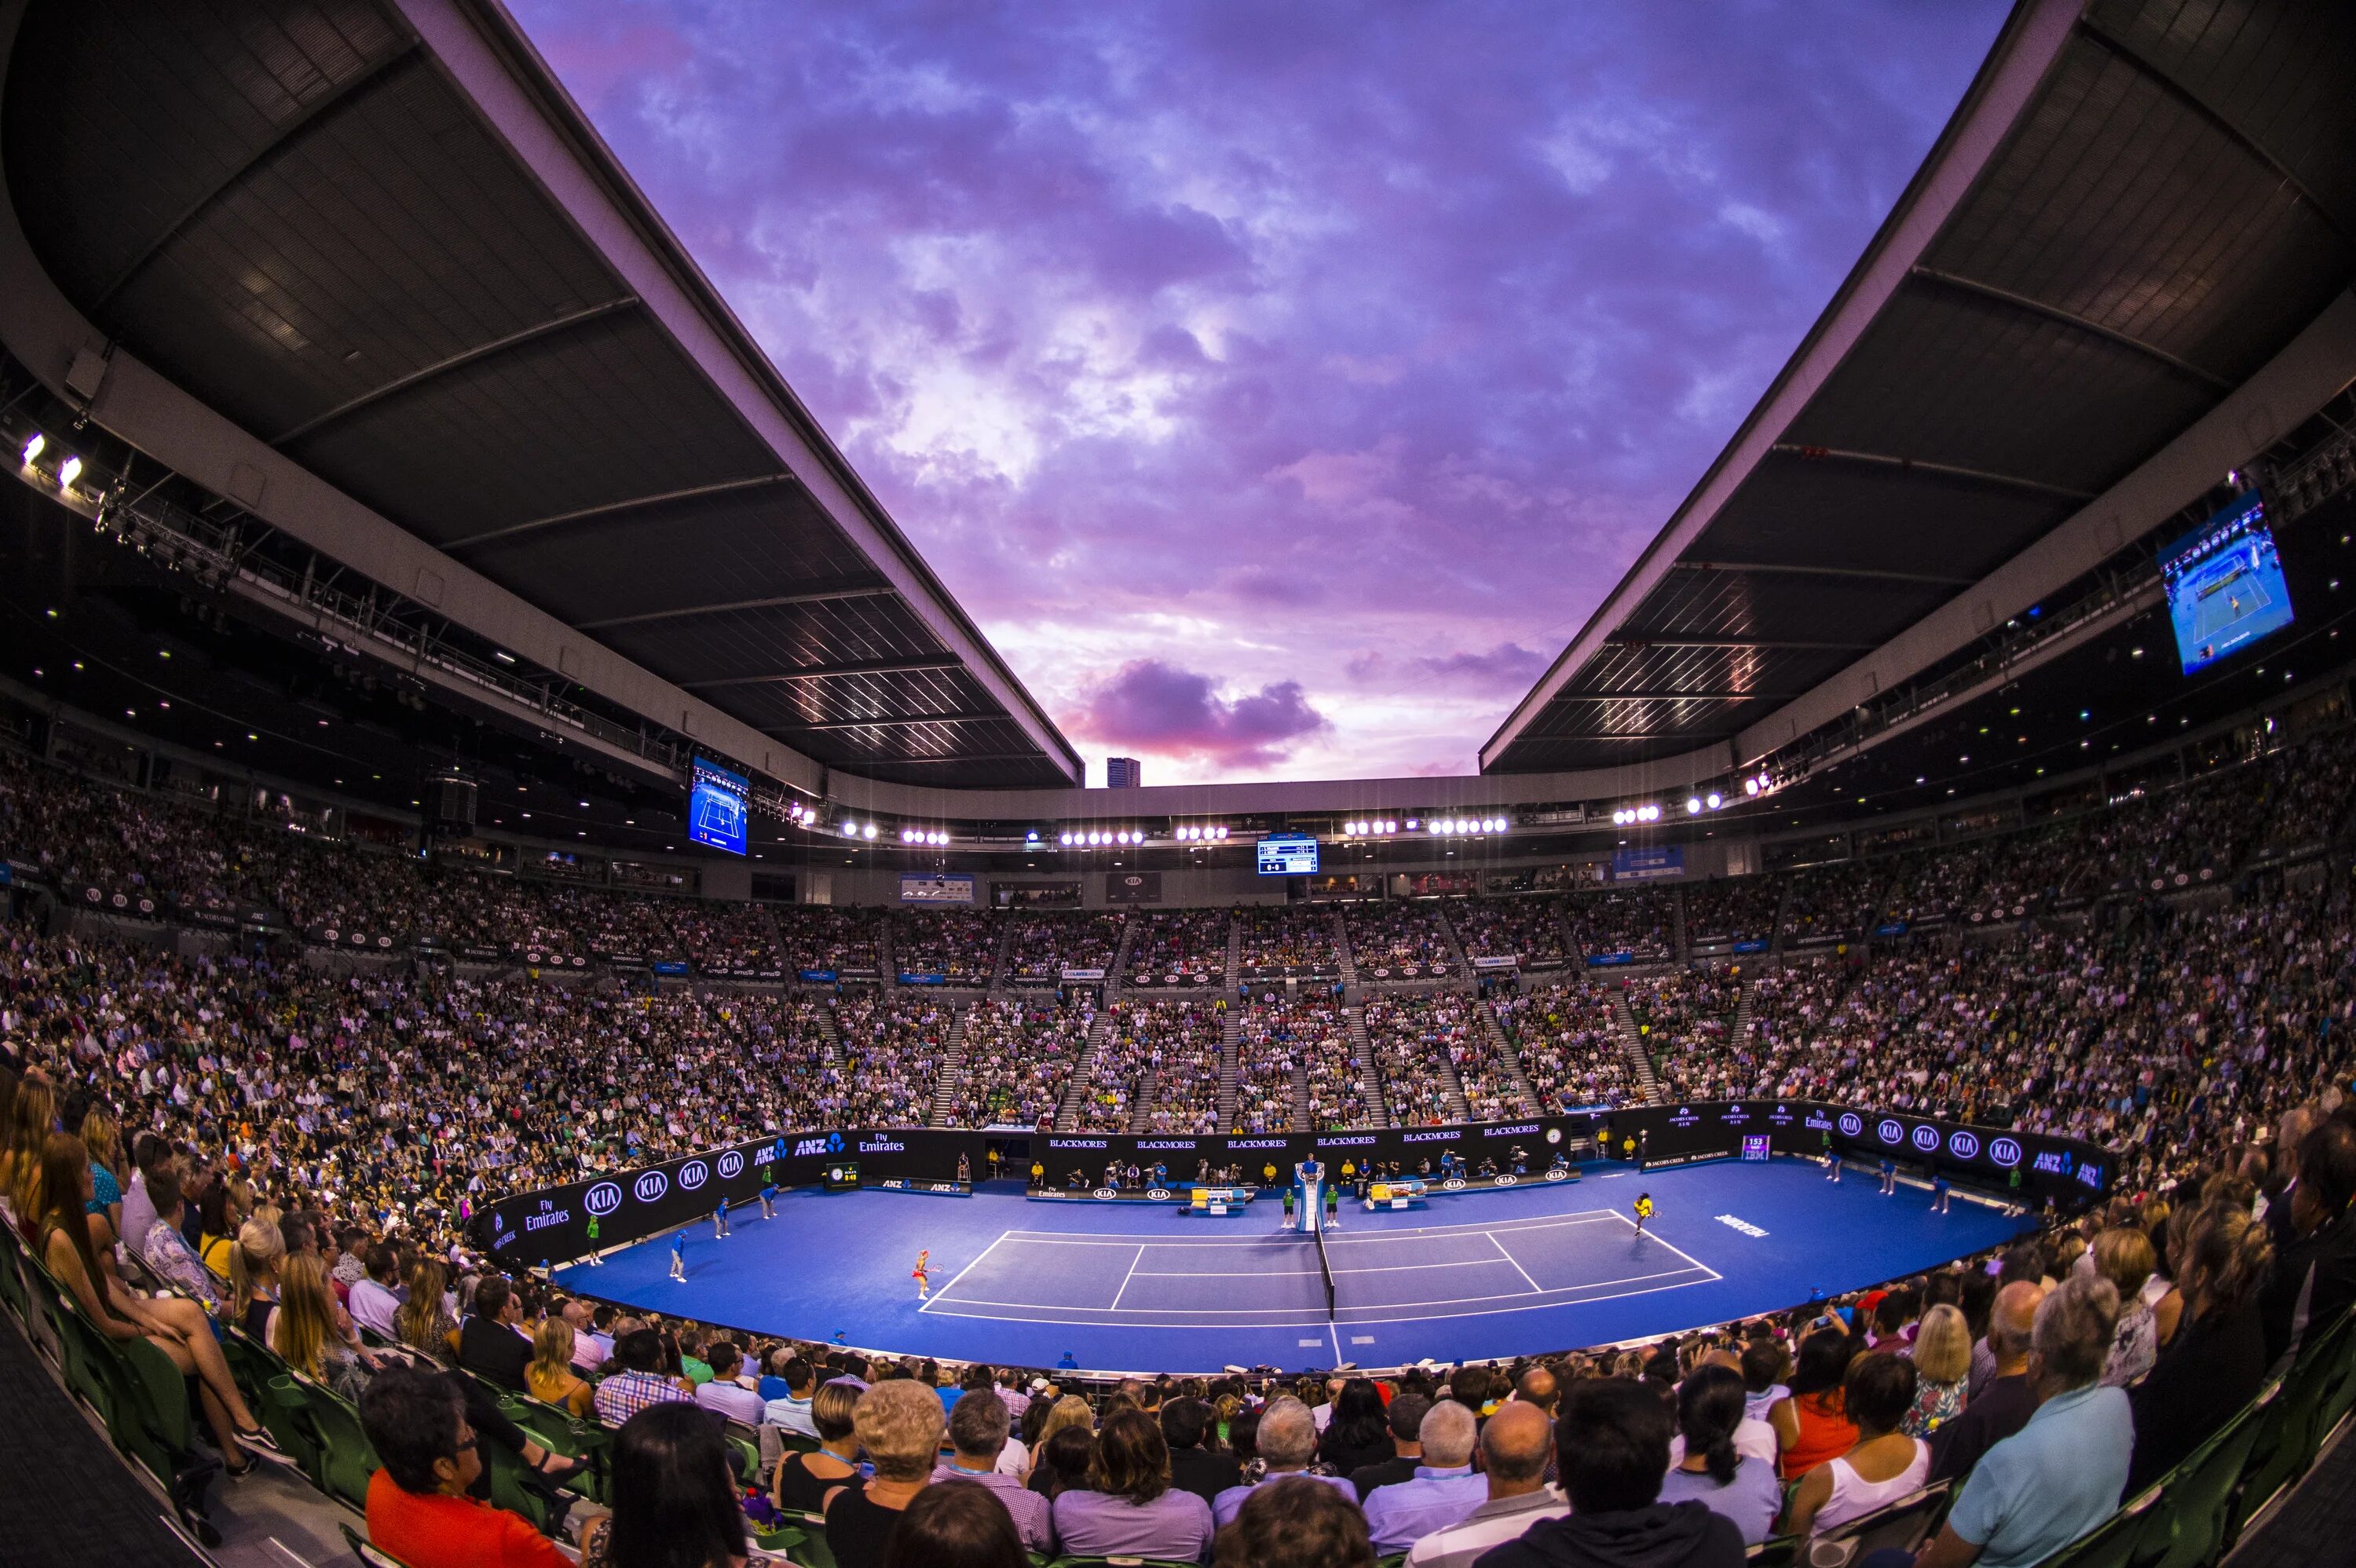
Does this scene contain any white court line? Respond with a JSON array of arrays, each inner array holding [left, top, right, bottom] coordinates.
[[1137, 1268, 1324, 1277], [1601, 1210, 1723, 1281], [1331, 1256, 1527, 1276], [918, 1266, 1721, 1330], [931, 1296, 1335, 1318], [993, 1210, 1622, 1248], [916, 1234, 1010, 1315], [1484, 1231, 1546, 1293], [1107, 1245, 1147, 1310]]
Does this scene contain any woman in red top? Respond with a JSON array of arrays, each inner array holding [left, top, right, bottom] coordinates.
[[1769, 1328, 1863, 1482]]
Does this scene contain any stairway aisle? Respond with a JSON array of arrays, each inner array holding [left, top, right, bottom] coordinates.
[[1055, 1009, 1116, 1131], [1611, 989, 1664, 1104], [1480, 996, 1545, 1117], [926, 1003, 971, 1128], [1344, 1004, 1391, 1124]]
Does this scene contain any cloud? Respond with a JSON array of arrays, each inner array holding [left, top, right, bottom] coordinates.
[[1066, 659, 1331, 770], [512, 0, 2014, 779], [1344, 642, 1552, 694]]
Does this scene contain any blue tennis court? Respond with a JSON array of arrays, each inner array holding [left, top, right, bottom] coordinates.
[[554, 1157, 2028, 1372], [924, 1210, 1716, 1331]]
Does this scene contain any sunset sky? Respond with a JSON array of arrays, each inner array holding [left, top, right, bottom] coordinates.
[[512, 0, 2010, 784]]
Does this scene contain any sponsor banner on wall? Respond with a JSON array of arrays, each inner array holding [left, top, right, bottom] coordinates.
[[1472, 956, 1518, 970], [898, 972, 948, 986], [1104, 872, 1162, 905], [1612, 846, 1684, 882], [306, 925, 403, 952], [79, 885, 163, 919], [1060, 967, 1107, 981], [901, 873, 977, 906]]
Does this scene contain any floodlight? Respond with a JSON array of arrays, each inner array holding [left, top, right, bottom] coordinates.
[[58, 455, 82, 488], [1706, 792, 1721, 810], [861, 823, 877, 839], [20, 433, 42, 464]]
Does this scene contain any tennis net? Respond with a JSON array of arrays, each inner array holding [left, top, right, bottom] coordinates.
[[1313, 1220, 1337, 1319]]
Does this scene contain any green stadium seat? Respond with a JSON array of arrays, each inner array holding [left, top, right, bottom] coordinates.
[[294, 1374, 384, 1512], [784, 1515, 835, 1568], [2230, 1314, 2353, 1536], [2142, 1396, 2270, 1568], [340, 1520, 418, 1568], [2036, 1485, 2162, 1568], [262, 1371, 327, 1480], [1745, 1541, 1799, 1566], [1802, 1480, 1952, 1566]]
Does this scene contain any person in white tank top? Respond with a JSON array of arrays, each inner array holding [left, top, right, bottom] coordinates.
[[1785, 1351, 1933, 1537]]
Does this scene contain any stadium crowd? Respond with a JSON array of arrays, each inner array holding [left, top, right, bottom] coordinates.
[[1237, 908, 1341, 980], [6, 721, 2356, 1566], [1004, 912, 1123, 985], [890, 909, 999, 985], [944, 996, 1089, 1131], [1126, 909, 1227, 988], [1447, 896, 1572, 968], [1492, 981, 1641, 1111], [1345, 904, 1458, 976]]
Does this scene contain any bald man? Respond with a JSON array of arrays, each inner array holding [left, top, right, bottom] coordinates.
[[1405, 1402, 1563, 1568], [1930, 1279, 2047, 1482], [1514, 1364, 1560, 1415]]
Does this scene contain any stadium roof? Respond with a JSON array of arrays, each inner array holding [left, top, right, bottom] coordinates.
[[1484, 0, 2356, 777], [0, 0, 1082, 791]]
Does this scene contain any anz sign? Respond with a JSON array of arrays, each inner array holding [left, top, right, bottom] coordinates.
[[793, 1134, 845, 1158]]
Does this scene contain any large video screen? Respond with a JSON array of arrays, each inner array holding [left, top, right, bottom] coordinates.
[[687, 756, 748, 856], [2161, 491, 2295, 674], [1256, 833, 1319, 875]]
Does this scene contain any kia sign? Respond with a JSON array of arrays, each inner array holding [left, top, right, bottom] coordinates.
[[632, 1171, 669, 1204], [679, 1160, 710, 1191], [1990, 1137, 2025, 1168], [1838, 1113, 1863, 1138], [585, 1182, 622, 1217], [1948, 1131, 1981, 1160], [717, 1150, 745, 1180], [1911, 1124, 1941, 1153], [1878, 1119, 1904, 1146]]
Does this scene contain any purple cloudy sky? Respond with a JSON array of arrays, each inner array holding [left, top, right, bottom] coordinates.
[[512, 0, 2009, 784]]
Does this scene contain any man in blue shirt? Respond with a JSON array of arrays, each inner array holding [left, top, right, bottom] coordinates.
[[1916, 1274, 2133, 1568], [1360, 1401, 1485, 1554]]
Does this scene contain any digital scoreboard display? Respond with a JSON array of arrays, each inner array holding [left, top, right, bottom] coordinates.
[[687, 756, 748, 856], [1256, 832, 1320, 875], [2161, 491, 2295, 674]]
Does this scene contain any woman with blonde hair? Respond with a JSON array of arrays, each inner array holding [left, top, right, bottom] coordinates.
[[78, 1104, 126, 1255], [0, 1075, 56, 1231], [393, 1257, 459, 1361], [2094, 1227, 2159, 1386], [1901, 1303, 1971, 1437], [228, 1216, 286, 1340], [271, 1252, 373, 1399], [528, 1318, 595, 1417]]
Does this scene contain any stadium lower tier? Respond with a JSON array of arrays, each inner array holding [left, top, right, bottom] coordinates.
[[551, 1157, 2028, 1372]]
